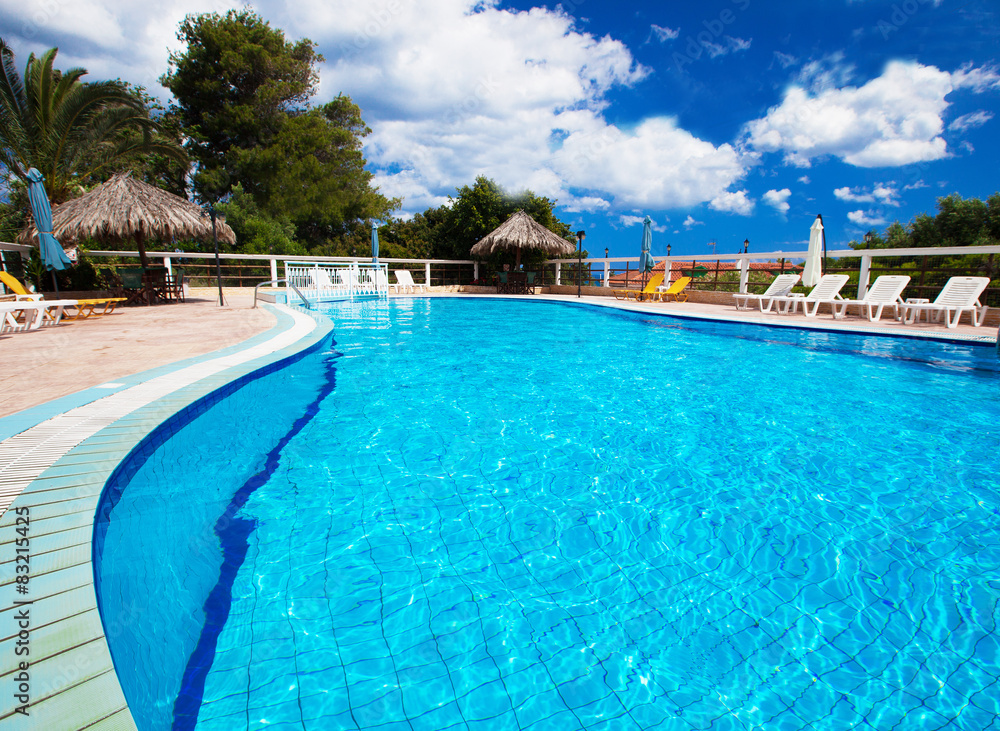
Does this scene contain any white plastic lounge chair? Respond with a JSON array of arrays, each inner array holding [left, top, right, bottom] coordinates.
[[0, 299, 77, 333], [309, 268, 335, 292], [733, 274, 800, 311], [765, 274, 850, 317], [900, 276, 990, 328], [393, 270, 427, 293], [831, 275, 911, 322]]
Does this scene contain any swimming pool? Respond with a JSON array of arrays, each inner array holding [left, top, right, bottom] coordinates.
[[95, 297, 1000, 730]]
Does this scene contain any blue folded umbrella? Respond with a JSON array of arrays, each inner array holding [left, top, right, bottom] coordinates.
[[27, 168, 72, 272]]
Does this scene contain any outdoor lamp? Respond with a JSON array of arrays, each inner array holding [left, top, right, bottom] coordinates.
[[743, 238, 749, 253], [202, 204, 225, 307], [667, 244, 672, 257], [864, 231, 874, 245]]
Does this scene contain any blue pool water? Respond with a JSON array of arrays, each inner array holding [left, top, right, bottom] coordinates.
[[95, 298, 1000, 730]]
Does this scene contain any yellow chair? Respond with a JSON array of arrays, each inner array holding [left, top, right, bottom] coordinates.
[[660, 276, 692, 302], [0, 270, 43, 300], [0, 270, 123, 320], [613, 272, 664, 301]]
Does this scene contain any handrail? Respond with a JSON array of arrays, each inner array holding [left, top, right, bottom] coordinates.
[[254, 278, 310, 309]]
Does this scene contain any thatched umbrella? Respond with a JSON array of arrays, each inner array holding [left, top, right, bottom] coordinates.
[[471, 210, 575, 269], [18, 172, 235, 268]]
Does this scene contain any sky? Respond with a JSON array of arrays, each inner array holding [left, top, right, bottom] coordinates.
[[3, 0, 999, 258]]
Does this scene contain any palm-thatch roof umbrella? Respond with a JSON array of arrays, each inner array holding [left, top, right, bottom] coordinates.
[[18, 172, 235, 269], [470, 210, 575, 269]]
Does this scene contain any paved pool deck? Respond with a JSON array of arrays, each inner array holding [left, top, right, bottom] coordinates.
[[0, 289, 994, 730]]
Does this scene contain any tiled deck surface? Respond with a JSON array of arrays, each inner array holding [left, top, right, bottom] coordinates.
[[0, 289, 994, 731]]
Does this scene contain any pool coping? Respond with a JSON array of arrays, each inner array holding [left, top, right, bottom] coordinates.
[[0, 303, 332, 731]]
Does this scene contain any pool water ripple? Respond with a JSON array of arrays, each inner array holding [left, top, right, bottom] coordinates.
[[96, 298, 1000, 730]]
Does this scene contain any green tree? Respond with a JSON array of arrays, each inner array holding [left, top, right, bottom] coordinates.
[[161, 9, 321, 202], [236, 97, 397, 245], [850, 193, 1000, 250], [215, 184, 305, 256], [0, 40, 186, 203], [162, 11, 397, 250], [424, 176, 575, 263]]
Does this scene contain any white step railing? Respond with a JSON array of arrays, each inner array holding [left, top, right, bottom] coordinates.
[[284, 262, 389, 302]]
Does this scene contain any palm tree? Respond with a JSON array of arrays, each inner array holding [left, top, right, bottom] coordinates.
[[0, 39, 187, 203]]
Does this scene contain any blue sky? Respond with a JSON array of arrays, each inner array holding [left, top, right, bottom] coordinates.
[[3, 0, 998, 258]]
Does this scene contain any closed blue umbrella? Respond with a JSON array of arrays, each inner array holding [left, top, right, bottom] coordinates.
[[26, 168, 72, 291], [640, 216, 654, 272], [371, 222, 379, 264], [639, 215, 654, 290]]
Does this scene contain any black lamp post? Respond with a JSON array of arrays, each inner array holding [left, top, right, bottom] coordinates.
[[863, 231, 874, 246], [203, 204, 225, 307], [576, 230, 586, 298], [743, 238, 749, 254]]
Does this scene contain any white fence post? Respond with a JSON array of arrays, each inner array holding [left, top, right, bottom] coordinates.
[[555, 262, 562, 286], [603, 260, 610, 287], [270, 258, 278, 283], [425, 262, 431, 288], [858, 255, 871, 299], [474, 261, 479, 281], [164, 256, 172, 276], [738, 258, 749, 293]]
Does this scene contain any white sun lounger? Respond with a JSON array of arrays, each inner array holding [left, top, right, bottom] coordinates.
[[733, 273, 800, 311], [900, 276, 990, 328], [831, 275, 911, 322], [764, 274, 850, 317], [393, 270, 427, 294], [0, 299, 77, 333]]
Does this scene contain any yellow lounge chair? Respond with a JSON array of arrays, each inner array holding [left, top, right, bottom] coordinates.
[[0, 270, 123, 319], [613, 272, 664, 301], [0, 270, 43, 301], [659, 276, 692, 302]]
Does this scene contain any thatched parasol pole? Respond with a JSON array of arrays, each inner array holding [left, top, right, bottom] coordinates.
[[135, 226, 149, 269]]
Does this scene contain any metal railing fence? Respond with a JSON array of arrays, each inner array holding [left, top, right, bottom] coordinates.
[[13, 245, 993, 309]]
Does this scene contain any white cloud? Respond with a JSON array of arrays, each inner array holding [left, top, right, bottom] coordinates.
[[903, 180, 927, 190], [620, 215, 668, 232], [650, 24, 679, 42], [746, 60, 1000, 168], [763, 188, 791, 214], [2, 0, 252, 99], [847, 209, 887, 226], [949, 110, 994, 132], [562, 196, 612, 213], [683, 215, 703, 229], [951, 63, 1000, 93], [709, 189, 754, 215], [834, 183, 899, 206], [702, 36, 752, 59], [554, 117, 749, 210], [773, 51, 797, 69], [834, 186, 873, 203], [798, 175, 811, 184]]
